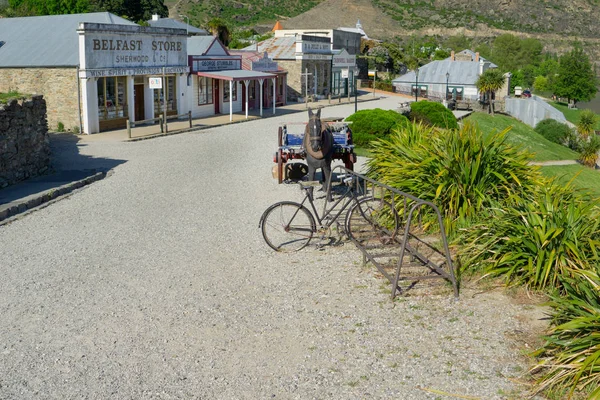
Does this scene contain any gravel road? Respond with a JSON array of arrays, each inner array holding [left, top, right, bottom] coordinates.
[[0, 97, 544, 399]]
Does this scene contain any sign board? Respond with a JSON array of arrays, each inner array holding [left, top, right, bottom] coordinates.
[[81, 29, 187, 70], [368, 70, 377, 77], [252, 52, 278, 71], [332, 49, 356, 68], [192, 58, 241, 72], [341, 69, 349, 79], [79, 66, 188, 79], [464, 87, 478, 96], [149, 77, 162, 89]]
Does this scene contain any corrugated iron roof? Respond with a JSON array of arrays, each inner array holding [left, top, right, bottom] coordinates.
[[187, 36, 220, 55], [229, 50, 285, 72], [392, 59, 486, 86], [148, 18, 208, 35], [244, 36, 297, 60], [0, 12, 137, 68]]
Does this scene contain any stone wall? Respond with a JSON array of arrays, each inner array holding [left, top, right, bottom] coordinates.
[[0, 96, 51, 188], [0, 67, 80, 132]]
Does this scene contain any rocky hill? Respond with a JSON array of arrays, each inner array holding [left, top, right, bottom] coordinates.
[[167, 0, 600, 61]]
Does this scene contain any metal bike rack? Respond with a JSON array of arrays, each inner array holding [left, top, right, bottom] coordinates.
[[329, 166, 459, 299]]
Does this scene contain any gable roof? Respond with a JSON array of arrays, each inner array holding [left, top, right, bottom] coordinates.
[[148, 17, 208, 35], [0, 12, 137, 68], [392, 59, 489, 86], [187, 36, 230, 56], [243, 36, 296, 60]]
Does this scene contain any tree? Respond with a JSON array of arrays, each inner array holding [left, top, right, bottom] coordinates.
[[533, 76, 549, 92], [444, 34, 472, 52], [206, 18, 231, 46], [492, 34, 522, 71], [476, 68, 506, 115], [89, 0, 167, 22], [9, 0, 89, 15], [553, 45, 598, 105]]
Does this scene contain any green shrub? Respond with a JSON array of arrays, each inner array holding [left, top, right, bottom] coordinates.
[[352, 131, 380, 146], [409, 100, 458, 129], [72, 126, 80, 134], [458, 181, 600, 291], [345, 108, 408, 146], [534, 119, 572, 144], [366, 121, 538, 234], [531, 271, 600, 398], [57, 122, 65, 132]]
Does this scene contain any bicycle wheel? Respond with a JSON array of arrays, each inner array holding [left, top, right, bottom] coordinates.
[[345, 197, 399, 245], [260, 202, 316, 252]]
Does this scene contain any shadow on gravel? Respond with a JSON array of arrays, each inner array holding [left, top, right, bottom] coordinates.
[[0, 133, 126, 206]]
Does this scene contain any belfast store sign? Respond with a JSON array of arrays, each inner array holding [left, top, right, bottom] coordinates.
[[79, 24, 188, 71]]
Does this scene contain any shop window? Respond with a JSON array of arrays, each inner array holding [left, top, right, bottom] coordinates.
[[223, 81, 237, 102], [154, 76, 177, 114], [448, 86, 464, 101], [277, 76, 284, 96], [198, 76, 213, 105], [411, 84, 428, 98], [333, 72, 341, 95], [249, 84, 256, 100], [97, 76, 128, 121]]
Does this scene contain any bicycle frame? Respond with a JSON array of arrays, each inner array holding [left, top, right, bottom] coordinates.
[[298, 179, 361, 232]]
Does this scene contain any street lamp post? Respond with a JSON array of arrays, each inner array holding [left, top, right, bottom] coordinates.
[[445, 71, 450, 101], [414, 68, 419, 102]]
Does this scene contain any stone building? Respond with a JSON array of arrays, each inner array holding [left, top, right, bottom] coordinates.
[[249, 35, 333, 102], [0, 13, 189, 134]]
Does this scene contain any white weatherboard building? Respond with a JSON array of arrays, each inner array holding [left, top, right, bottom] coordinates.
[[78, 23, 189, 134], [0, 13, 190, 134]]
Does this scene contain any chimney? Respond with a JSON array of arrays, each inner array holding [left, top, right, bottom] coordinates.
[[450, 50, 455, 61], [475, 52, 480, 62], [152, 14, 160, 21]]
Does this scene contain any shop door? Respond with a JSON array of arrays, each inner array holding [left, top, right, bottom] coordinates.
[[134, 84, 145, 121], [214, 80, 220, 114]]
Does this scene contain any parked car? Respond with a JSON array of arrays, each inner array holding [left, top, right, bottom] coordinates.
[[522, 89, 532, 98]]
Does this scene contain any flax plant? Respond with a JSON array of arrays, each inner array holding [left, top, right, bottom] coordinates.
[[531, 271, 600, 399], [578, 135, 600, 168], [458, 182, 600, 291], [366, 121, 538, 235]]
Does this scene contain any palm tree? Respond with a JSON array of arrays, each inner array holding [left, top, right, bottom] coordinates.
[[577, 109, 597, 140], [476, 69, 506, 115]]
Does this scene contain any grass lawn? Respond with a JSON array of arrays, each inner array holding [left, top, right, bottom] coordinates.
[[465, 112, 579, 162], [540, 164, 600, 198], [0, 91, 25, 104], [549, 101, 600, 130]]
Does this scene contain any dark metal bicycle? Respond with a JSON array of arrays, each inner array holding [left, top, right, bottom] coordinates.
[[259, 174, 399, 252]]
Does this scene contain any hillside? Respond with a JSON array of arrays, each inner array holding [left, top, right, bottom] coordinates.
[[166, 0, 600, 62]]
